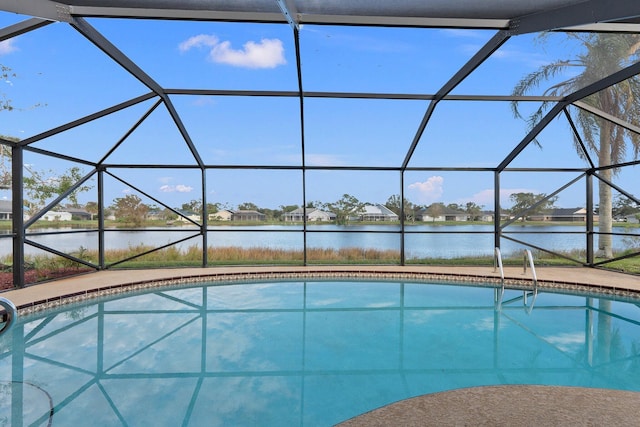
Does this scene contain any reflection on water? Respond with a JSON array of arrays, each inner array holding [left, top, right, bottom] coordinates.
[[0, 225, 634, 259], [1, 280, 640, 426]]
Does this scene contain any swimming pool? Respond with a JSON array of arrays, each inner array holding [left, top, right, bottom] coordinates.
[[1, 279, 640, 426]]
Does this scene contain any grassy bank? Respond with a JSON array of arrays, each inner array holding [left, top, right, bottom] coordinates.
[[2, 244, 637, 288]]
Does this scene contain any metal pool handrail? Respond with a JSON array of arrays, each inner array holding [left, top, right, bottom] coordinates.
[[523, 249, 538, 290], [493, 247, 505, 284], [0, 297, 17, 336], [523, 249, 538, 314], [494, 248, 505, 311]]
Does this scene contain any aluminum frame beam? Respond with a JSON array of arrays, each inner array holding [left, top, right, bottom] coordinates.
[[401, 30, 511, 169], [509, 0, 640, 35], [498, 58, 640, 171], [0, 17, 51, 41], [69, 17, 204, 167], [275, 0, 298, 30], [71, 6, 287, 23], [70, 17, 163, 95], [20, 93, 156, 146], [0, 0, 71, 22], [572, 100, 640, 136]]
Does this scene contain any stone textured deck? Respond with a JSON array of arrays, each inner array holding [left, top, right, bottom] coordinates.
[[337, 385, 640, 426], [2, 265, 640, 311]]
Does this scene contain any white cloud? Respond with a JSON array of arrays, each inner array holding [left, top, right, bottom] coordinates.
[[179, 34, 219, 52], [0, 39, 18, 56], [179, 34, 286, 69], [471, 316, 503, 331], [160, 184, 193, 193], [304, 153, 346, 166], [543, 332, 584, 352], [192, 96, 216, 107], [122, 188, 131, 194], [407, 176, 444, 204]]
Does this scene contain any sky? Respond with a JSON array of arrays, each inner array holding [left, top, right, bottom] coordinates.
[[1, 10, 639, 212]]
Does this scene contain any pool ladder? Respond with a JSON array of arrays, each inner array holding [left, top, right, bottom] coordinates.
[[0, 297, 17, 336], [494, 248, 538, 313], [522, 249, 538, 313]]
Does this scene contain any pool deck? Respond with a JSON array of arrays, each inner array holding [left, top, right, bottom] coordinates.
[[2, 265, 640, 426], [2, 264, 640, 310], [337, 385, 640, 426]]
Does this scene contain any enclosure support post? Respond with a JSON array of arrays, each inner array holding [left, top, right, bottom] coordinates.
[[493, 171, 501, 250], [400, 171, 405, 266], [12, 145, 24, 288], [201, 168, 208, 267], [98, 168, 105, 269], [586, 172, 594, 265]]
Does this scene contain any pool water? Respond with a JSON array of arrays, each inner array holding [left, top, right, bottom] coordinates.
[[1, 280, 640, 426]]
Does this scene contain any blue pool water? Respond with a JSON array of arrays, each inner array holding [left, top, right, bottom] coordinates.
[[1, 280, 640, 426]]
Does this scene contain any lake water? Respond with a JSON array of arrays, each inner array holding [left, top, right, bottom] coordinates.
[[1, 224, 638, 259]]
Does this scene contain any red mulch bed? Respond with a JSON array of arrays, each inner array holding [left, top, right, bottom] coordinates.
[[0, 268, 95, 290]]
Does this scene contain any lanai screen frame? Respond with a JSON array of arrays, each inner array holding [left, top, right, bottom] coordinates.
[[2, 1, 640, 287]]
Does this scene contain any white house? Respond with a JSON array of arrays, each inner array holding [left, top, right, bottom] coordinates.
[[231, 210, 266, 221], [41, 211, 73, 221], [418, 206, 468, 222], [176, 210, 201, 223], [529, 208, 589, 222], [209, 209, 233, 221], [308, 209, 336, 222], [625, 214, 640, 224], [477, 211, 494, 222], [360, 204, 399, 221], [282, 207, 336, 222], [0, 200, 11, 220]]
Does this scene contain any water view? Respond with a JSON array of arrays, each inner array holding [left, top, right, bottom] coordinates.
[[1, 224, 637, 260]]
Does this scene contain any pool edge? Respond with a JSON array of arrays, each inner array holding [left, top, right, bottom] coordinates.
[[3, 265, 640, 316]]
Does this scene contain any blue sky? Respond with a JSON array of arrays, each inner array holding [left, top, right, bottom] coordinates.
[[1, 11, 638, 212]]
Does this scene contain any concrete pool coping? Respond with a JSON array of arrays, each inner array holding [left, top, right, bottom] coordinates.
[[2, 265, 640, 314], [2, 265, 640, 425]]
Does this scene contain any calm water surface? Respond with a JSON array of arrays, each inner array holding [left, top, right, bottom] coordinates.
[[0, 224, 637, 259], [1, 280, 639, 426]]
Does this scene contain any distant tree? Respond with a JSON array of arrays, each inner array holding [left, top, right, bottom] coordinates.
[[258, 207, 279, 220], [612, 194, 640, 218], [163, 207, 179, 221], [1, 64, 16, 112], [509, 192, 558, 221], [181, 199, 202, 214], [110, 194, 149, 226], [84, 201, 98, 220], [0, 136, 17, 190], [447, 203, 462, 211], [238, 202, 258, 211], [323, 194, 366, 225], [465, 202, 484, 221], [306, 201, 321, 208], [425, 202, 445, 222], [385, 194, 417, 222], [23, 166, 93, 216], [280, 204, 299, 213], [206, 202, 220, 214], [2, 134, 92, 215]]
